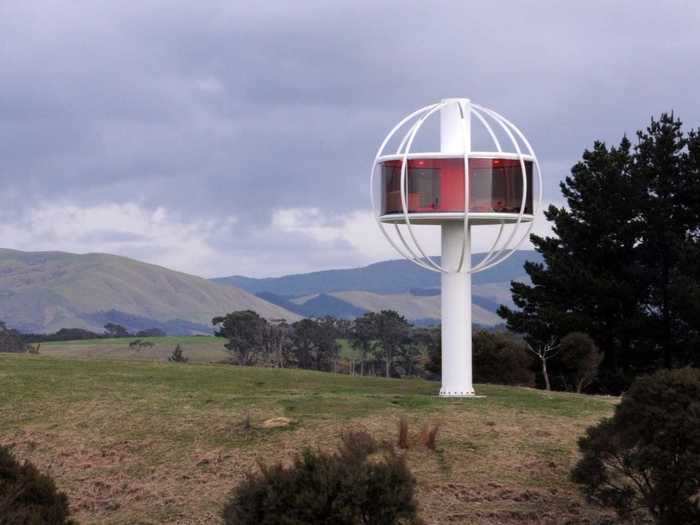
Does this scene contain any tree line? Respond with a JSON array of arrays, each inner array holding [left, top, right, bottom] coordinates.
[[20, 324, 166, 343], [1, 310, 603, 393], [210, 310, 451, 378], [210, 310, 602, 392]]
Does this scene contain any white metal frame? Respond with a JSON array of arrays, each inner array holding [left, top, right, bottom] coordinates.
[[369, 99, 543, 275]]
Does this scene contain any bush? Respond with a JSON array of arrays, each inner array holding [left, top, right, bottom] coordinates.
[[0, 322, 26, 354], [223, 432, 420, 525], [472, 331, 534, 386], [571, 368, 700, 524], [0, 445, 74, 524], [558, 332, 602, 393], [168, 344, 189, 363]]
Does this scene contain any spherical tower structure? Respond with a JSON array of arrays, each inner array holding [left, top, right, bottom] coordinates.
[[370, 98, 542, 396]]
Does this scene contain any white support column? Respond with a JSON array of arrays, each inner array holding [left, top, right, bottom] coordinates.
[[440, 223, 473, 396], [439, 98, 475, 397]]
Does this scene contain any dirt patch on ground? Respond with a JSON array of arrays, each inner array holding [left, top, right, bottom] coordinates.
[[260, 417, 295, 429]]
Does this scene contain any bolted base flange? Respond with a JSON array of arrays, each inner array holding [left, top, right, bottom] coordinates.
[[439, 389, 479, 398]]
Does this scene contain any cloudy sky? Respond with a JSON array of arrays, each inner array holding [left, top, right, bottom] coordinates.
[[1, 1, 699, 277]]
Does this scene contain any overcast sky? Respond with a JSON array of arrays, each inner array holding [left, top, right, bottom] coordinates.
[[1, 1, 699, 277]]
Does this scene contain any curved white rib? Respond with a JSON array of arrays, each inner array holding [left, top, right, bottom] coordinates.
[[369, 104, 440, 272]]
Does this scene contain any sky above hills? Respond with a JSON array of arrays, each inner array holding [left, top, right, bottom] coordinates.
[[1, 1, 699, 277]]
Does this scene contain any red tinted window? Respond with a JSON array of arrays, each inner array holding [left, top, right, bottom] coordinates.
[[381, 158, 532, 215]]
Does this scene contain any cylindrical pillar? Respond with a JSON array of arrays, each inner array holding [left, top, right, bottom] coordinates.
[[439, 98, 475, 397], [440, 222, 474, 396]]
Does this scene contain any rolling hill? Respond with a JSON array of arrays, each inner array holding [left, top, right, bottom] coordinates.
[[213, 251, 540, 295], [0, 249, 300, 334], [214, 251, 542, 325]]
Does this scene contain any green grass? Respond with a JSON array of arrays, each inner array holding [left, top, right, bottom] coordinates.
[[0, 354, 616, 524], [40, 336, 365, 363], [38, 335, 229, 363]]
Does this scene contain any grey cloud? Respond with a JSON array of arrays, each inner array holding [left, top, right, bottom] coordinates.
[[1, 0, 700, 273]]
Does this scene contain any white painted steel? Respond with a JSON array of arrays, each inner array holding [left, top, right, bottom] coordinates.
[[398, 101, 449, 272], [469, 104, 543, 273], [440, 99, 474, 396], [369, 104, 440, 272], [455, 99, 470, 274], [369, 97, 543, 399], [468, 105, 529, 273], [440, 221, 473, 396], [378, 212, 533, 225], [376, 152, 534, 162]]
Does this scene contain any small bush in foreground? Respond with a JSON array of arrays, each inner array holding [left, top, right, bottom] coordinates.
[[0, 445, 74, 525], [223, 431, 420, 525], [571, 368, 700, 524]]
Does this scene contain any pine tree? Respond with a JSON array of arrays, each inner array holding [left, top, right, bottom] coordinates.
[[499, 114, 700, 391]]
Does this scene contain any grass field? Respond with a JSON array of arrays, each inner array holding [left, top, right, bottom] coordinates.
[[0, 354, 616, 524], [38, 336, 363, 363]]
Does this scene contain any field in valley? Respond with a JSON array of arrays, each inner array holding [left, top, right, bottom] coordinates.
[[37, 336, 360, 364], [37, 336, 231, 363], [0, 353, 616, 524]]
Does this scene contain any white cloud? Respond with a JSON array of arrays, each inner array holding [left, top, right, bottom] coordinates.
[[0, 203, 237, 276], [271, 203, 560, 269], [0, 201, 562, 279]]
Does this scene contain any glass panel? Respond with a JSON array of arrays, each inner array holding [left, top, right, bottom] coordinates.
[[380, 158, 532, 215]]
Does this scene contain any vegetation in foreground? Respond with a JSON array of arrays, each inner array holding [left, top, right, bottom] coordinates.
[[0, 354, 616, 524], [572, 368, 700, 524], [224, 431, 419, 525], [0, 444, 74, 524]]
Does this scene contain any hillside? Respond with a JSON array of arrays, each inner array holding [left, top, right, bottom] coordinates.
[[0, 354, 615, 524], [214, 251, 541, 295], [214, 251, 542, 324], [0, 249, 300, 334]]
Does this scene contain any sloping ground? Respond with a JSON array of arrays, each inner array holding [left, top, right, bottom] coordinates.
[[0, 249, 300, 333], [0, 355, 616, 524]]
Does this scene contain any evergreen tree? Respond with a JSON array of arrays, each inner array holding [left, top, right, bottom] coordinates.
[[499, 114, 700, 391]]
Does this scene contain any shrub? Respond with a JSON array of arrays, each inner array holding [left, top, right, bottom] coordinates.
[[168, 344, 189, 363], [472, 331, 534, 386], [340, 430, 378, 458], [419, 424, 440, 451], [0, 321, 26, 354], [223, 432, 420, 525], [571, 368, 700, 524], [0, 445, 74, 524], [558, 332, 602, 393]]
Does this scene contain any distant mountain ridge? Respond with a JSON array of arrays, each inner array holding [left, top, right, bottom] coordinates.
[[213, 251, 542, 325], [0, 249, 300, 334], [0, 248, 540, 334], [212, 251, 540, 296]]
